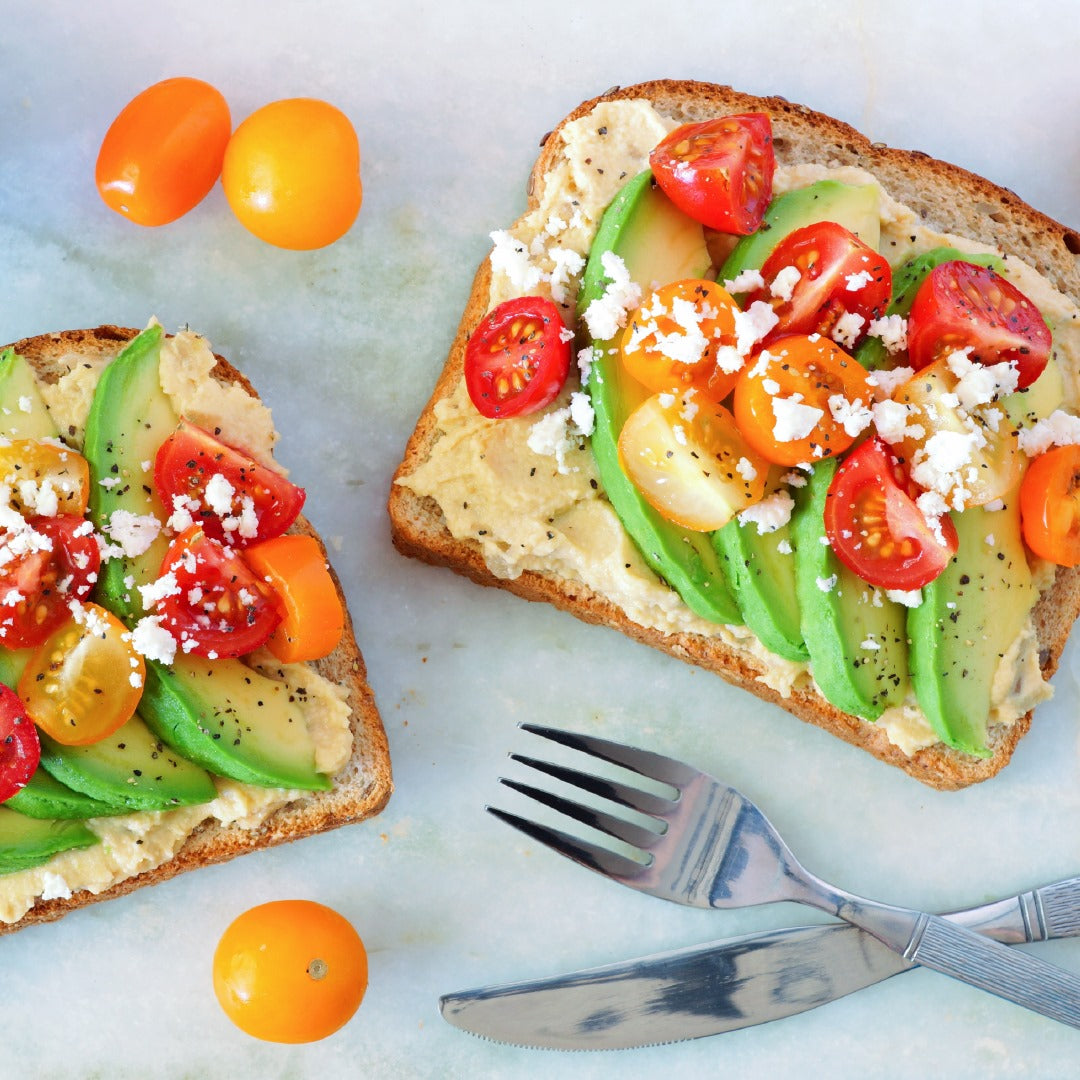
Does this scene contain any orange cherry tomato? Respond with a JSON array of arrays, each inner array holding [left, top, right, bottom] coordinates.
[[733, 334, 873, 466], [0, 440, 90, 517], [1020, 444, 1080, 566], [222, 98, 362, 250], [213, 900, 368, 1044], [243, 534, 345, 663], [18, 603, 144, 746], [619, 279, 740, 402], [96, 77, 231, 227]]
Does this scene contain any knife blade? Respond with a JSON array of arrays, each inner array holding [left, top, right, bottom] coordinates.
[[440, 875, 1080, 1049]]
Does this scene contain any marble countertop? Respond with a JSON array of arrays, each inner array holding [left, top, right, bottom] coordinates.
[[3, 2, 1080, 1076]]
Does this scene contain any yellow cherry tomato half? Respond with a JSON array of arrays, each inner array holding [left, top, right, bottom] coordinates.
[[222, 99, 362, 250], [618, 392, 768, 532], [96, 77, 232, 227], [18, 603, 144, 746], [213, 899, 368, 1043], [0, 440, 91, 517]]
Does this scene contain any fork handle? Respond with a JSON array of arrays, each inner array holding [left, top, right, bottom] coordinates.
[[953, 877, 1080, 942], [841, 899, 1080, 1029]]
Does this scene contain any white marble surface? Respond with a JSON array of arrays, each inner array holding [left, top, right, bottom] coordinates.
[[2, 1, 1080, 1076]]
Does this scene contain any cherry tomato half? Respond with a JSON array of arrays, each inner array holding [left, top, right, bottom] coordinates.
[[0, 440, 91, 517], [222, 98, 362, 250], [617, 392, 767, 532], [0, 684, 40, 804], [155, 526, 280, 658], [18, 603, 144, 746], [733, 334, 873, 466], [743, 221, 891, 347], [824, 437, 959, 590], [213, 899, 368, 1044], [906, 261, 1051, 389], [619, 279, 740, 402], [155, 419, 305, 548], [0, 515, 101, 650], [650, 114, 775, 235], [96, 77, 231, 227], [1020, 444, 1080, 567], [464, 296, 571, 419]]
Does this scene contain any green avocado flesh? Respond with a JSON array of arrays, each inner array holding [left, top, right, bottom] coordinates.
[[139, 655, 331, 791], [6, 768, 125, 820], [38, 713, 218, 812], [83, 324, 178, 622], [791, 460, 909, 720], [580, 169, 741, 625], [908, 498, 1035, 755], [0, 807, 97, 875], [0, 348, 60, 440]]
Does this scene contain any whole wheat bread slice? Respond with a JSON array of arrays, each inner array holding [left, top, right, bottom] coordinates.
[[1, 324, 392, 932], [388, 79, 1080, 790]]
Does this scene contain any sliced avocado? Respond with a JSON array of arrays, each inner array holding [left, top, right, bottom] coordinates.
[[0, 348, 60, 440], [791, 459, 909, 720], [908, 498, 1034, 755], [710, 181, 887, 660], [1002, 355, 1065, 427], [0, 805, 97, 875], [139, 655, 332, 791], [0, 646, 31, 691], [854, 247, 1002, 370], [6, 767, 124, 820], [580, 169, 741, 625], [719, 180, 882, 285], [83, 324, 178, 621], [713, 493, 806, 663], [38, 712, 218, 812]]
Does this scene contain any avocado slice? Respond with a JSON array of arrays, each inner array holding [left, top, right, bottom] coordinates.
[[719, 179, 882, 285], [138, 655, 332, 791], [791, 458, 909, 720], [709, 180, 885, 661], [908, 498, 1034, 755], [83, 324, 178, 622], [5, 768, 125, 820], [0, 806, 97, 875], [38, 712, 218, 812], [0, 348, 60, 440], [854, 247, 1003, 370], [580, 169, 741, 625]]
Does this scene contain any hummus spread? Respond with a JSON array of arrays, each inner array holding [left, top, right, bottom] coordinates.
[[0, 326, 353, 925], [397, 99, 1080, 757]]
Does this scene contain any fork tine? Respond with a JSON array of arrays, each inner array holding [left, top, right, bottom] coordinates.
[[520, 724, 697, 787], [498, 777, 664, 852], [510, 753, 675, 818], [487, 806, 646, 880]]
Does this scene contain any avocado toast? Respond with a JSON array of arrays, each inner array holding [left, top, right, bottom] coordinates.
[[389, 79, 1080, 790], [0, 323, 391, 932]]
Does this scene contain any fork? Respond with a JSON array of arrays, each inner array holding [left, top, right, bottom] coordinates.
[[491, 724, 1080, 1030]]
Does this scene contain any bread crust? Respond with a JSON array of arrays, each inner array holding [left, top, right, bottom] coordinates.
[[1, 324, 392, 932], [388, 80, 1080, 790]]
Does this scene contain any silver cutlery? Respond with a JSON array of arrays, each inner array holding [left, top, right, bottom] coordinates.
[[489, 724, 1080, 1030], [442, 875, 1080, 1048]]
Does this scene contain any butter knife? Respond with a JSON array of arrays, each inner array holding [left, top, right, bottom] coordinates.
[[441, 876, 1080, 1049]]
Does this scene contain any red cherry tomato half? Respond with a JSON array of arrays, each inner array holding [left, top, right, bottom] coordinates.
[[154, 420, 305, 548], [96, 77, 232, 227], [824, 437, 958, 590], [464, 296, 571, 419], [649, 114, 775, 235], [0, 515, 101, 650], [744, 221, 891, 347], [906, 260, 1051, 389], [156, 526, 280, 658], [1020, 444, 1080, 567], [213, 899, 368, 1044], [0, 684, 40, 804]]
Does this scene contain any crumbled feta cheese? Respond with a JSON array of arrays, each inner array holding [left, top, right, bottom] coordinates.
[[946, 348, 1019, 410], [581, 252, 642, 340], [816, 574, 838, 593], [831, 311, 865, 349], [866, 365, 915, 401], [103, 510, 161, 558], [738, 490, 795, 534], [828, 395, 873, 438], [138, 571, 181, 610], [772, 395, 824, 443], [846, 269, 874, 291], [866, 314, 908, 355], [723, 269, 766, 294], [489, 229, 544, 294], [735, 457, 758, 483], [769, 265, 801, 302], [733, 301, 779, 355], [131, 615, 178, 665], [1018, 409, 1080, 457], [887, 588, 923, 608]]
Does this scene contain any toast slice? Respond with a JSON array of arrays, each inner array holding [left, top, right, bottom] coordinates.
[[1, 324, 392, 932], [389, 79, 1080, 790]]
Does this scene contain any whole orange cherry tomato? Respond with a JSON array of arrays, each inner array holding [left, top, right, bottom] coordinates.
[[213, 899, 368, 1043], [222, 98, 362, 250], [1020, 444, 1080, 567], [96, 77, 231, 226]]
